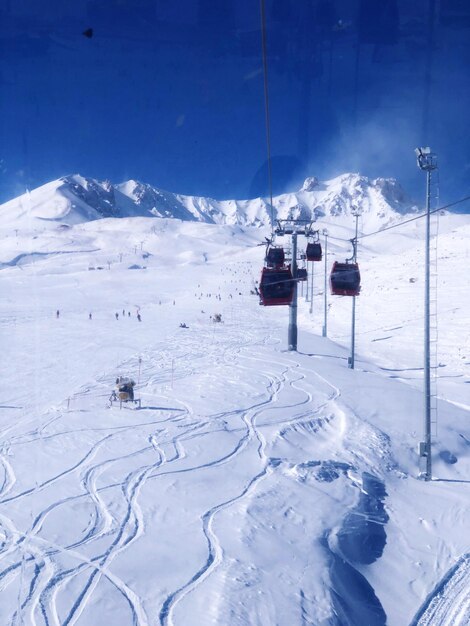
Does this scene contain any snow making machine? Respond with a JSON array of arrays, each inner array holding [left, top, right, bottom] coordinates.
[[109, 376, 141, 409]]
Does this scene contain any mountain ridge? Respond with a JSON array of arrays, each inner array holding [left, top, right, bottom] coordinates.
[[0, 172, 419, 231]]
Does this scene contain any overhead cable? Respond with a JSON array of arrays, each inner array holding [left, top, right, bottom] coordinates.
[[259, 0, 274, 234], [318, 193, 470, 244], [358, 193, 470, 240]]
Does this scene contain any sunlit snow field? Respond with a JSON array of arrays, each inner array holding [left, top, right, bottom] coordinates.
[[0, 201, 469, 625]]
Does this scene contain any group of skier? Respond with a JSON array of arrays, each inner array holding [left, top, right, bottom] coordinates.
[[114, 310, 142, 321], [56, 309, 142, 321]]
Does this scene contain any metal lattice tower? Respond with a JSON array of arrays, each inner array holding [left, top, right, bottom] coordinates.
[[429, 170, 440, 439], [415, 147, 438, 481]]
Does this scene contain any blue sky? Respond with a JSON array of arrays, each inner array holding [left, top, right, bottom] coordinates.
[[1, 1, 469, 208]]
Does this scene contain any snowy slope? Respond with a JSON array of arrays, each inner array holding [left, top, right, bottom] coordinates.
[[0, 189, 468, 626]]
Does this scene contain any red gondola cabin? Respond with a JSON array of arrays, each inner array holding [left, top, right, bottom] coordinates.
[[330, 262, 361, 296], [306, 242, 322, 262], [259, 267, 295, 306], [296, 268, 308, 281], [266, 246, 285, 268]]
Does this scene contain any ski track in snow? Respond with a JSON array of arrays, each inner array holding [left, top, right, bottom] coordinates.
[[0, 369, 188, 626], [0, 440, 163, 625], [162, 348, 367, 626], [152, 310, 389, 625], [25, 440, 164, 626], [411, 553, 470, 626], [54, 460, 159, 626], [155, 329, 358, 626], [158, 351, 288, 625]]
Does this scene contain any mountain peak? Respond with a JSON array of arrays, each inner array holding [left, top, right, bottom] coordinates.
[[301, 176, 320, 192]]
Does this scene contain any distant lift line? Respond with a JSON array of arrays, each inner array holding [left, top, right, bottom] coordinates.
[[325, 193, 470, 244], [259, 220, 316, 352]]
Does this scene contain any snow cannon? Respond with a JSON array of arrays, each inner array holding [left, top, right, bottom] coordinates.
[[109, 376, 141, 408]]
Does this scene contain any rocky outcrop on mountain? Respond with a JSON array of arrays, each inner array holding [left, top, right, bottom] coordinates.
[[116, 180, 200, 221], [61, 175, 119, 218]]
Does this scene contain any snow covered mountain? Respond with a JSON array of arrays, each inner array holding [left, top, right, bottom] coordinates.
[[0, 172, 418, 232]]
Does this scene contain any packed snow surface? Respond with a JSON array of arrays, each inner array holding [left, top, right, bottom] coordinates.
[[0, 178, 468, 626]]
